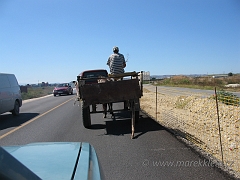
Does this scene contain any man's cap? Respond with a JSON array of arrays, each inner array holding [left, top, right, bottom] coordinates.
[[113, 46, 119, 52]]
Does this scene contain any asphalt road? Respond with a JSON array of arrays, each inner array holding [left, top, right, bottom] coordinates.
[[0, 94, 233, 180]]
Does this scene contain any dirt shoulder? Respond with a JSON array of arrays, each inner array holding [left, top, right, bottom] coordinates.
[[140, 84, 240, 178]]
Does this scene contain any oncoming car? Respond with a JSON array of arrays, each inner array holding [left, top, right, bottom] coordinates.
[[53, 83, 73, 96]]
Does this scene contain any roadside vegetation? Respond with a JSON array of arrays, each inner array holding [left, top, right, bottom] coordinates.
[[216, 90, 240, 106], [21, 74, 239, 101], [145, 74, 240, 106], [21, 86, 53, 100], [148, 74, 240, 92]]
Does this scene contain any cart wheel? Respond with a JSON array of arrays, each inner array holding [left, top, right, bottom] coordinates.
[[135, 111, 139, 123], [82, 104, 91, 128]]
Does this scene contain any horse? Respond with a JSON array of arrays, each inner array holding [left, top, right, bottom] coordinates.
[[97, 77, 114, 118]]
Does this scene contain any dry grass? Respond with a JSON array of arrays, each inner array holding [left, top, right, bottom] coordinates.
[[154, 74, 240, 92], [21, 86, 53, 100]]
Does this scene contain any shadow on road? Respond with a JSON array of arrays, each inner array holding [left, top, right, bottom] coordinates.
[[0, 113, 39, 130], [103, 111, 165, 139]]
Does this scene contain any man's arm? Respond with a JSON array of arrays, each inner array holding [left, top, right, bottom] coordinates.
[[122, 55, 126, 68], [107, 57, 110, 66], [123, 61, 126, 68]]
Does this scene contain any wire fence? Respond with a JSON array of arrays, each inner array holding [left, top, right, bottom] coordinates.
[[140, 86, 239, 176]]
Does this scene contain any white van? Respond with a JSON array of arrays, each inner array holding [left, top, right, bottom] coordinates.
[[0, 73, 22, 115]]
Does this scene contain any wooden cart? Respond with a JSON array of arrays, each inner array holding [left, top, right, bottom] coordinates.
[[77, 71, 143, 139]]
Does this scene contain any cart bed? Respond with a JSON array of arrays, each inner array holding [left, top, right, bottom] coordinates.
[[80, 79, 141, 107]]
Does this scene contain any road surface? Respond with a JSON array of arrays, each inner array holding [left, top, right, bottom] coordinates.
[[0, 94, 233, 180]]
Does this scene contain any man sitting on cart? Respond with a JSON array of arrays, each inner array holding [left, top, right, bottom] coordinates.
[[107, 46, 128, 110], [107, 46, 126, 80]]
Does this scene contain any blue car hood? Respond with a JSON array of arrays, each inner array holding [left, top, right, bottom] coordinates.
[[0, 142, 101, 180]]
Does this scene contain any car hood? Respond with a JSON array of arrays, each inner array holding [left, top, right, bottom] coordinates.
[[0, 142, 101, 180], [54, 87, 69, 90]]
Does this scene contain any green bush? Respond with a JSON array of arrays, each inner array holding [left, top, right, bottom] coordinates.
[[179, 78, 190, 84], [216, 90, 240, 106]]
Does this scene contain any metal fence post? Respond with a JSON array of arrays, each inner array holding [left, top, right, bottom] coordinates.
[[156, 86, 157, 121], [214, 87, 224, 165]]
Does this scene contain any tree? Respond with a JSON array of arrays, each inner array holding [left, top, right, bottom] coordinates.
[[228, 72, 233, 76]]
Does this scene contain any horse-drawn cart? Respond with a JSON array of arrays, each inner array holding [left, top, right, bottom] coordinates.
[[76, 70, 143, 139]]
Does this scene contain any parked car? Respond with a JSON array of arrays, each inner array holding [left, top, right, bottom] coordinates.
[[0, 142, 102, 180], [53, 83, 73, 96], [0, 73, 22, 115]]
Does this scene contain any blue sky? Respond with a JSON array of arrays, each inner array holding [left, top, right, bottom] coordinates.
[[1, 0, 239, 84]]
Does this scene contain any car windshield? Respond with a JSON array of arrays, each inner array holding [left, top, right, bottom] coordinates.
[[57, 84, 68, 87], [83, 71, 107, 79]]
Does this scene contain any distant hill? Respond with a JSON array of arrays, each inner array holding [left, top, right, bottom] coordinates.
[[151, 74, 208, 79]]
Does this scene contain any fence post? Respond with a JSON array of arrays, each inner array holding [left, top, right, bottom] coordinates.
[[156, 86, 157, 121], [214, 87, 224, 165]]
